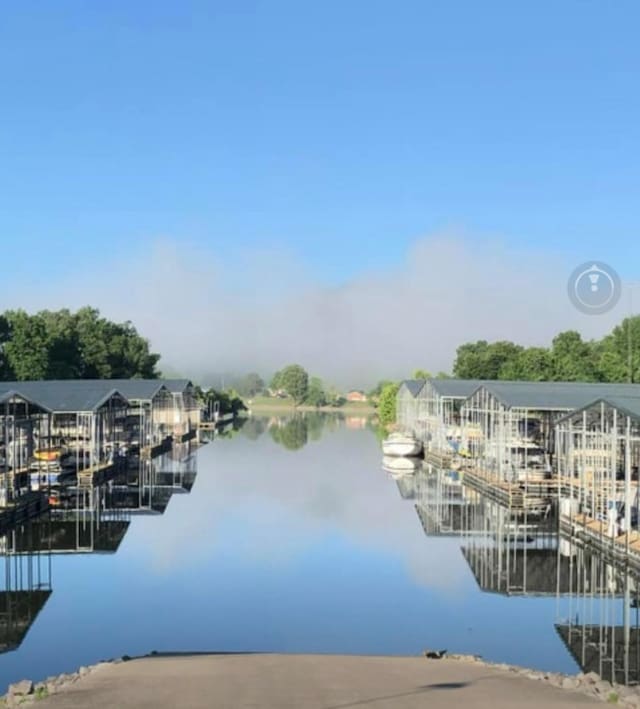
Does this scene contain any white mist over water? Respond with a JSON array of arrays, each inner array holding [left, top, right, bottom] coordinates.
[[2, 232, 624, 387]]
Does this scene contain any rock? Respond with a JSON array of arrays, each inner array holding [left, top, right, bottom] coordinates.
[[595, 680, 613, 695], [8, 680, 33, 696], [91, 663, 111, 673], [584, 671, 601, 685], [561, 677, 578, 690], [79, 666, 89, 677]]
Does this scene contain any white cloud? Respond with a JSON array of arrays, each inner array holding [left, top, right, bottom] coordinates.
[[2, 232, 625, 387]]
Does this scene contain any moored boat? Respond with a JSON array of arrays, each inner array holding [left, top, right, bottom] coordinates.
[[382, 432, 422, 457]]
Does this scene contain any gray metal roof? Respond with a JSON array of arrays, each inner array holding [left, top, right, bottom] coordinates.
[[399, 379, 426, 397], [161, 379, 193, 394], [103, 379, 168, 401], [0, 387, 50, 412], [0, 381, 128, 413], [557, 395, 640, 424], [469, 381, 640, 411], [427, 379, 485, 399]]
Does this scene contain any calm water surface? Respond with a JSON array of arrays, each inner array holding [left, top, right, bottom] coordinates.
[[0, 413, 620, 689]]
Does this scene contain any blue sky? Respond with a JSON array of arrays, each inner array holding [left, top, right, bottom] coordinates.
[[1, 1, 639, 380]]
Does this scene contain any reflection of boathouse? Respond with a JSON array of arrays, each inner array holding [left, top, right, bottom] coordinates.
[[459, 488, 565, 596], [0, 522, 52, 653], [555, 539, 640, 685], [413, 467, 483, 536]]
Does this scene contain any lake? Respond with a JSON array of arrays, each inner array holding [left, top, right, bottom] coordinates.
[[0, 412, 634, 691]]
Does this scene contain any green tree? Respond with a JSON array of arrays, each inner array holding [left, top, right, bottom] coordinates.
[[412, 369, 431, 380], [453, 340, 491, 378], [598, 317, 640, 383], [0, 315, 15, 380], [550, 330, 598, 382], [368, 379, 393, 400], [305, 377, 327, 407], [278, 364, 309, 404], [378, 382, 399, 426], [453, 340, 522, 379], [499, 347, 554, 381], [3, 310, 50, 380], [237, 372, 265, 397], [270, 370, 283, 391]]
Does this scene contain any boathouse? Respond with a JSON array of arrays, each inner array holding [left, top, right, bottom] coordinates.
[[396, 380, 425, 435], [6, 380, 130, 475], [159, 379, 200, 441], [555, 396, 640, 538], [105, 379, 174, 451], [0, 387, 51, 504], [413, 379, 484, 464], [460, 382, 640, 485]]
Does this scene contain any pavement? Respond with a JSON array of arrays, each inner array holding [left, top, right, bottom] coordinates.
[[36, 654, 602, 708]]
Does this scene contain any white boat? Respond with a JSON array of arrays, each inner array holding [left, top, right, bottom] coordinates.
[[382, 432, 422, 457]]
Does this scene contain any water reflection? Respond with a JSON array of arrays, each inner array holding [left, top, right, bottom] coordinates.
[[399, 461, 640, 683], [6, 414, 640, 689], [240, 412, 371, 451], [0, 440, 198, 664], [0, 524, 51, 654]]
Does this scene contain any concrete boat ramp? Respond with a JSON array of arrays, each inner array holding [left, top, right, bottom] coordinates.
[[30, 654, 602, 708]]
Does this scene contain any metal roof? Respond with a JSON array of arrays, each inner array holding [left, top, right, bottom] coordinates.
[[427, 379, 485, 399], [0, 381, 128, 413], [469, 381, 640, 411], [0, 387, 50, 412], [399, 380, 426, 397], [161, 379, 193, 394], [556, 395, 640, 424], [102, 379, 168, 401]]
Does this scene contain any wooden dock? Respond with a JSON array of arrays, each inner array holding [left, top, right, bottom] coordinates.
[[424, 450, 452, 468], [462, 467, 554, 513], [560, 512, 640, 573]]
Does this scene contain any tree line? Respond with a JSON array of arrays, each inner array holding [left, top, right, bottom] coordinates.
[[452, 317, 640, 383], [234, 365, 349, 408], [0, 307, 160, 380]]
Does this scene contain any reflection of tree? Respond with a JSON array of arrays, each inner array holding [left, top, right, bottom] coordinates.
[[269, 415, 309, 451], [240, 417, 267, 441], [306, 412, 325, 441]]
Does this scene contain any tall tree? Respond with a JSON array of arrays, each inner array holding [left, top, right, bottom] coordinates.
[[412, 369, 431, 380], [305, 377, 327, 407], [237, 372, 265, 397], [3, 310, 50, 380], [550, 331, 598, 382], [378, 382, 399, 425], [599, 316, 640, 383], [0, 307, 160, 381], [279, 364, 309, 404]]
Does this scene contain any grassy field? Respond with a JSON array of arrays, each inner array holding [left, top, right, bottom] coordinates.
[[247, 396, 376, 414]]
